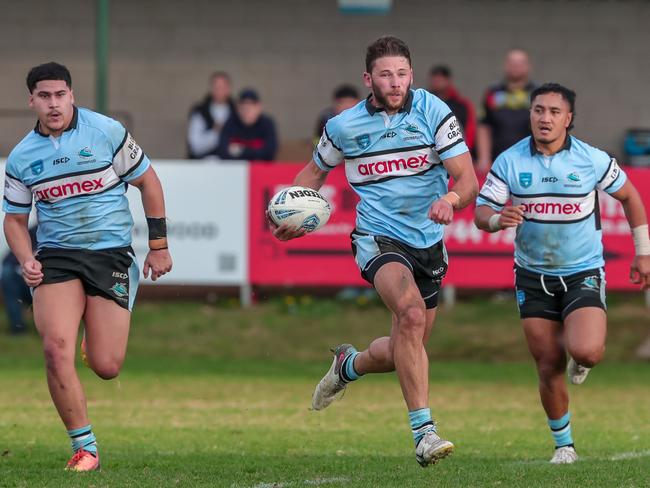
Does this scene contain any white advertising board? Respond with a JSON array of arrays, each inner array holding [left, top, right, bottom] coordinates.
[[0, 159, 249, 286]]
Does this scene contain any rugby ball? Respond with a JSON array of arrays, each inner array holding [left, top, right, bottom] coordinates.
[[267, 186, 331, 233]]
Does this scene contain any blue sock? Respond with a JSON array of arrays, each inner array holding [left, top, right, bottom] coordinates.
[[67, 425, 98, 455], [408, 408, 435, 446], [548, 412, 574, 448], [339, 351, 363, 383]]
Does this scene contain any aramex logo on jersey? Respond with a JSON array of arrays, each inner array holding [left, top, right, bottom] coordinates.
[[512, 191, 596, 222], [520, 202, 582, 214], [357, 155, 429, 176], [34, 178, 104, 201], [346, 147, 438, 185]]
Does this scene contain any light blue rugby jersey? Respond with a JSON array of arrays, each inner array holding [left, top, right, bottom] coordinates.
[[3, 106, 151, 250], [476, 136, 627, 275], [314, 88, 468, 248]]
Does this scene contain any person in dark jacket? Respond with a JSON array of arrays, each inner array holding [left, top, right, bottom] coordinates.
[[476, 49, 535, 171], [427, 65, 476, 155], [216, 89, 278, 161], [187, 71, 235, 159], [313, 84, 360, 145]]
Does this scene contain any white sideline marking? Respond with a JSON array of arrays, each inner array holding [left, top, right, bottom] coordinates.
[[243, 476, 349, 488], [305, 478, 349, 486], [608, 450, 650, 461], [508, 450, 650, 465]]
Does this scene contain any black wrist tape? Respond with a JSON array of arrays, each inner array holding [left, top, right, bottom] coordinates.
[[146, 217, 167, 240]]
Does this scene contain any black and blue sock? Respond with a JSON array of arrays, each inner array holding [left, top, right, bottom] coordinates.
[[548, 412, 574, 449]]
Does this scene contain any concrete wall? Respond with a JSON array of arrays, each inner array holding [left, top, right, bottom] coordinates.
[[1, 0, 648, 159]]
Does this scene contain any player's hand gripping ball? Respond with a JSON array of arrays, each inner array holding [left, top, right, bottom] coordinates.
[[267, 186, 331, 233]]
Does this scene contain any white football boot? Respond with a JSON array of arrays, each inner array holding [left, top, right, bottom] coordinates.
[[415, 430, 454, 467], [550, 446, 578, 464], [567, 357, 591, 385], [311, 344, 356, 411]]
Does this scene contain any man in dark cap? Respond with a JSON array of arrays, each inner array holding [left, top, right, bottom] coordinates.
[[216, 88, 278, 161]]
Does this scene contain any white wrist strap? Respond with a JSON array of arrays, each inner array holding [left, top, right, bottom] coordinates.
[[632, 224, 650, 256], [441, 191, 461, 208], [488, 213, 502, 231]]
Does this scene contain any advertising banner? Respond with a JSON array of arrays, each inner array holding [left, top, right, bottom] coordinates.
[[0, 160, 249, 286], [249, 164, 650, 290], [126, 161, 248, 285], [249, 163, 366, 286]]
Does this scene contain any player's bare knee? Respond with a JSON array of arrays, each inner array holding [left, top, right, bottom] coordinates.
[[92, 360, 122, 380], [571, 346, 604, 368], [42, 337, 73, 373], [396, 305, 426, 335], [536, 357, 566, 381]]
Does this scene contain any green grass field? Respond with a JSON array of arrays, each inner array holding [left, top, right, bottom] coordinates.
[[1, 295, 649, 487]]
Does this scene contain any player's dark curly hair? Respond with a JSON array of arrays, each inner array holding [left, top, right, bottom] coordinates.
[[26, 62, 72, 93], [530, 83, 576, 131], [365, 36, 411, 73]]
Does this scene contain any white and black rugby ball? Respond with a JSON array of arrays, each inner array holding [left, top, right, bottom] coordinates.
[[268, 186, 331, 233]]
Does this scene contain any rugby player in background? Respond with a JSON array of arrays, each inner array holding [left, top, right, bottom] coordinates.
[[474, 83, 650, 463]]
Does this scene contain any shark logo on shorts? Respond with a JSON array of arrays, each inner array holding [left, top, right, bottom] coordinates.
[[581, 275, 599, 291], [110, 282, 128, 298], [516, 289, 525, 306]]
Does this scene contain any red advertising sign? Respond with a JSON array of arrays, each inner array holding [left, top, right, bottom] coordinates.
[[445, 168, 649, 290], [249, 163, 366, 286], [249, 164, 649, 291]]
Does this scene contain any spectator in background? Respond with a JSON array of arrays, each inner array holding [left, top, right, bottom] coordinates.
[[476, 49, 535, 171], [187, 71, 234, 159], [1, 226, 37, 335], [216, 88, 278, 161], [427, 65, 476, 155], [314, 84, 360, 144]]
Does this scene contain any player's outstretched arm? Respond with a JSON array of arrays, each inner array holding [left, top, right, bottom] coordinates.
[[3, 213, 43, 286], [609, 180, 650, 290], [268, 160, 329, 241], [429, 152, 478, 225], [128, 167, 173, 281]]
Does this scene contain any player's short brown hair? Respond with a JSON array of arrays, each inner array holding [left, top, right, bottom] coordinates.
[[365, 36, 411, 73]]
